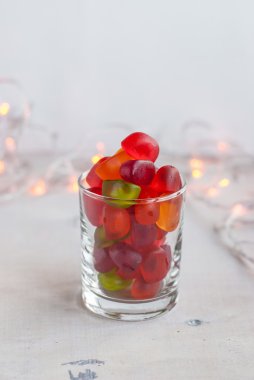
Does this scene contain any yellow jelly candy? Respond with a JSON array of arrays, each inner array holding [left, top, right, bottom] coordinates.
[[156, 195, 182, 232]]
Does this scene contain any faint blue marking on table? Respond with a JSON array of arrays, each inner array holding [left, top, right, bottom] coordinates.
[[68, 369, 97, 380], [62, 359, 105, 379], [62, 359, 105, 366]]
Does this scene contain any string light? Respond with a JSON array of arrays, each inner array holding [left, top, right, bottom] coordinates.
[[0, 102, 10, 116], [0, 160, 5, 174], [29, 179, 47, 196]]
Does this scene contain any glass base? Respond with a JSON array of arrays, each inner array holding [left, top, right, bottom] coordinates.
[[82, 286, 178, 322]]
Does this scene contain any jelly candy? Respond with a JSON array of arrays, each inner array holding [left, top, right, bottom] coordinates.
[[109, 242, 143, 279], [161, 244, 172, 262], [153, 226, 167, 247], [151, 165, 182, 194], [120, 160, 155, 186], [131, 279, 161, 299], [130, 222, 158, 253], [95, 149, 133, 180], [98, 269, 132, 291], [121, 132, 159, 162], [139, 186, 160, 199], [83, 187, 104, 226], [134, 202, 159, 225], [86, 157, 108, 188], [103, 205, 130, 240], [140, 247, 170, 283], [156, 195, 182, 232], [94, 226, 115, 248], [93, 247, 115, 273], [102, 180, 141, 208]]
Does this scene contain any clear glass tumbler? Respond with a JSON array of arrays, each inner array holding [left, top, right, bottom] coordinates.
[[78, 173, 186, 321]]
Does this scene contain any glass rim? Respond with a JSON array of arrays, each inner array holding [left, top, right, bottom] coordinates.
[[78, 171, 187, 203]]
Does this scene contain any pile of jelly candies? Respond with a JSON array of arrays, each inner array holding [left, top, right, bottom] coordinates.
[[83, 132, 183, 300]]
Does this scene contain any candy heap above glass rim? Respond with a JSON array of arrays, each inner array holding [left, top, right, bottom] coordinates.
[[81, 132, 185, 301]]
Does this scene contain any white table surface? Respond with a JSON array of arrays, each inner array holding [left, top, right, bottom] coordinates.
[[0, 187, 254, 380]]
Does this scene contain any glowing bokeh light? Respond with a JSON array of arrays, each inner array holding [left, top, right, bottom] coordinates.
[[68, 176, 79, 193], [207, 187, 219, 197], [217, 141, 229, 152], [218, 178, 230, 188], [91, 153, 103, 164], [189, 158, 204, 169], [29, 179, 47, 196], [96, 141, 105, 152], [0, 160, 5, 174], [0, 102, 10, 116], [192, 169, 203, 179], [231, 203, 247, 217], [5, 137, 16, 153]]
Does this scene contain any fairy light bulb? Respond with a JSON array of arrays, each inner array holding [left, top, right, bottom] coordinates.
[[91, 154, 103, 164], [0, 160, 5, 174], [218, 178, 230, 188], [207, 187, 219, 198], [67, 176, 79, 193], [0, 102, 10, 116], [5, 137, 16, 153], [29, 179, 47, 196]]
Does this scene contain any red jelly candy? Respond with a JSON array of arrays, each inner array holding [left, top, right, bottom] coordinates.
[[140, 247, 170, 283], [121, 132, 159, 162], [151, 165, 182, 194], [83, 187, 104, 226], [109, 242, 142, 279], [134, 202, 160, 225], [130, 222, 158, 253], [131, 278, 161, 299], [93, 247, 115, 273], [161, 244, 172, 262], [120, 160, 155, 186], [103, 205, 130, 240], [139, 186, 159, 199], [86, 157, 108, 188]]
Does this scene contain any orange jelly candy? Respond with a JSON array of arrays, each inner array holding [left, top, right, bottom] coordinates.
[[95, 149, 133, 180], [156, 195, 182, 232]]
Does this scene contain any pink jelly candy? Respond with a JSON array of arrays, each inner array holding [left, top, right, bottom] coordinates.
[[140, 247, 170, 283], [151, 165, 182, 194], [134, 202, 160, 225], [103, 205, 131, 240], [93, 247, 115, 273], [120, 160, 155, 186], [131, 278, 161, 299], [130, 222, 158, 253], [121, 132, 159, 162], [109, 242, 143, 279], [83, 187, 104, 226]]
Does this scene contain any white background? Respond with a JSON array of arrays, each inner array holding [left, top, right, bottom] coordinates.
[[1, 0, 254, 152]]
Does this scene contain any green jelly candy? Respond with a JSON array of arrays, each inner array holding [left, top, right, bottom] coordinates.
[[94, 226, 115, 248], [98, 269, 132, 291], [102, 180, 141, 208]]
